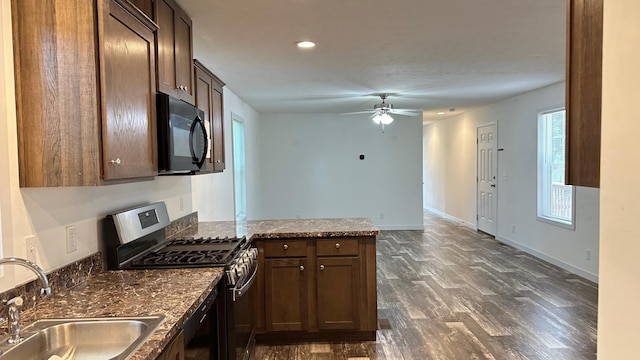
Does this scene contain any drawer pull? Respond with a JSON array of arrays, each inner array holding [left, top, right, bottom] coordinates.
[[283, 244, 289, 250], [335, 243, 341, 249], [320, 264, 325, 271], [299, 265, 304, 271]]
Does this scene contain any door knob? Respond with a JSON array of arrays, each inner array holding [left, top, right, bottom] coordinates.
[[299, 265, 304, 271], [320, 265, 325, 271], [335, 243, 341, 249], [283, 244, 288, 250]]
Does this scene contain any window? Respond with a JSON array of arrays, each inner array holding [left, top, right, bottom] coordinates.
[[537, 108, 574, 228], [232, 114, 247, 221]]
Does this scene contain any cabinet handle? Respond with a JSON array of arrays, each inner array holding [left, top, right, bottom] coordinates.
[[299, 265, 304, 271], [320, 264, 325, 271], [283, 244, 288, 250], [184, 86, 188, 92], [335, 243, 341, 249], [109, 158, 121, 166]]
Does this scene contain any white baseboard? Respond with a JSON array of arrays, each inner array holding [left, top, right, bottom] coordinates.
[[423, 207, 476, 230], [377, 224, 425, 231], [496, 235, 599, 284]]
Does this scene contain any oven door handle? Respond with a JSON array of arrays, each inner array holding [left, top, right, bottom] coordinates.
[[233, 263, 258, 302]]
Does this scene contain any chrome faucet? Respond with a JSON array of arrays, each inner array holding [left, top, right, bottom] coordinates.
[[0, 257, 51, 296], [0, 257, 51, 345]]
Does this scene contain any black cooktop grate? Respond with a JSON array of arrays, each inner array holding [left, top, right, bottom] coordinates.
[[128, 236, 247, 268], [167, 236, 245, 246]]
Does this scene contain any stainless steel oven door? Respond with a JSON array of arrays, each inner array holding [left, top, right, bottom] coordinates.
[[230, 262, 257, 360]]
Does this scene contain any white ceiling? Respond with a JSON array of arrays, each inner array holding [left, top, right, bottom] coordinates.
[[177, 0, 565, 120]]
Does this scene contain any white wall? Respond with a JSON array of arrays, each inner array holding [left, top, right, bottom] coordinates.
[[0, 0, 193, 291], [259, 114, 423, 230], [191, 88, 261, 221], [598, 0, 640, 356], [423, 82, 600, 282]]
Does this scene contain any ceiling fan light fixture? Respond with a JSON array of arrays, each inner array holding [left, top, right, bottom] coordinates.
[[380, 113, 394, 125], [372, 114, 382, 125]]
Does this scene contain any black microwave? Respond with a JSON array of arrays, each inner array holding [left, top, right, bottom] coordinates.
[[157, 92, 208, 174]]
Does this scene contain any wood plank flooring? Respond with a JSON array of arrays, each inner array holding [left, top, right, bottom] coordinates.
[[254, 212, 598, 360]]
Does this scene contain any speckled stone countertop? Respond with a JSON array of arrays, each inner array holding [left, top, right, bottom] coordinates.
[[18, 268, 224, 360], [9, 218, 375, 359], [171, 218, 380, 240]]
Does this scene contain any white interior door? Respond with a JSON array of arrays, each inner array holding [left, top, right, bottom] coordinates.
[[477, 124, 497, 235]]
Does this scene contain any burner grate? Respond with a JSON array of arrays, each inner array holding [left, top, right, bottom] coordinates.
[[132, 249, 230, 266], [168, 236, 245, 246]]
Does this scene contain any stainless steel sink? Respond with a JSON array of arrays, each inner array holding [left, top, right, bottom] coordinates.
[[0, 315, 164, 360]]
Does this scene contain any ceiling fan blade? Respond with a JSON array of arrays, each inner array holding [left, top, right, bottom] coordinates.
[[340, 110, 376, 115], [391, 108, 423, 112], [390, 110, 423, 116]]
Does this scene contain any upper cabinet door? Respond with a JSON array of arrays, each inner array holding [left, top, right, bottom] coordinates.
[[11, 0, 157, 187], [194, 60, 226, 173], [565, 0, 603, 188], [195, 63, 214, 173], [155, 0, 195, 104], [101, 0, 158, 180]]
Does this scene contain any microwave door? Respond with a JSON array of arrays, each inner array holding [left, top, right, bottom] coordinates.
[[189, 115, 208, 169]]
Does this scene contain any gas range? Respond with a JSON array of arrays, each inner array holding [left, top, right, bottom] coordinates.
[[102, 202, 257, 286]]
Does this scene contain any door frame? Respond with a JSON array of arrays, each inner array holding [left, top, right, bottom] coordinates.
[[476, 122, 498, 235]]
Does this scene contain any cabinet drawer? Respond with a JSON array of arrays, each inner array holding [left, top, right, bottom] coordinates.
[[264, 239, 307, 258], [317, 238, 359, 257]]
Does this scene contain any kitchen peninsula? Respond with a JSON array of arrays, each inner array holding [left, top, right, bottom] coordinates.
[[181, 218, 380, 342]]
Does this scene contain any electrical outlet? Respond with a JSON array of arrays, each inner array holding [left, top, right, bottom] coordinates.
[[66, 225, 77, 254], [586, 249, 592, 261], [25, 236, 37, 262], [511, 225, 516, 234], [380, 213, 385, 220]]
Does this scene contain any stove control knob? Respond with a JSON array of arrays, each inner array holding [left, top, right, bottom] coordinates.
[[236, 267, 244, 278], [227, 271, 237, 285]]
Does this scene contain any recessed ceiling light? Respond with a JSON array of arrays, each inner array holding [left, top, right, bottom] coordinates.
[[437, 112, 446, 115], [296, 41, 316, 48]]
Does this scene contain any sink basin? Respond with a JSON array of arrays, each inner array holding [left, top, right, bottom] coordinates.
[[0, 315, 164, 360]]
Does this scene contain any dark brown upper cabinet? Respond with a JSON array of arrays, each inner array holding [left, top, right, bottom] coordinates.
[[194, 60, 226, 173], [566, 0, 603, 188], [127, 0, 153, 18], [155, 0, 195, 105], [12, 0, 158, 187]]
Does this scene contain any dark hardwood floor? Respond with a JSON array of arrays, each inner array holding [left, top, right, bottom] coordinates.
[[254, 212, 598, 359]]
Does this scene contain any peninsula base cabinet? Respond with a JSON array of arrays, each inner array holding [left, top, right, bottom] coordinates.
[[255, 236, 377, 342]]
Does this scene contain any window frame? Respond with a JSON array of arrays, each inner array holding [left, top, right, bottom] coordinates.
[[232, 112, 247, 222], [536, 106, 576, 230]]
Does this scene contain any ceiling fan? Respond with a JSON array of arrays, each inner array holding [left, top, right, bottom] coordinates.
[[341, 94, 423, 131]]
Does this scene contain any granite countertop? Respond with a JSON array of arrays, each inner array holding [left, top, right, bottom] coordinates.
[[172, 217, 380, 240], [18, 267, 224, 360], [10, 218, 375, 359]]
